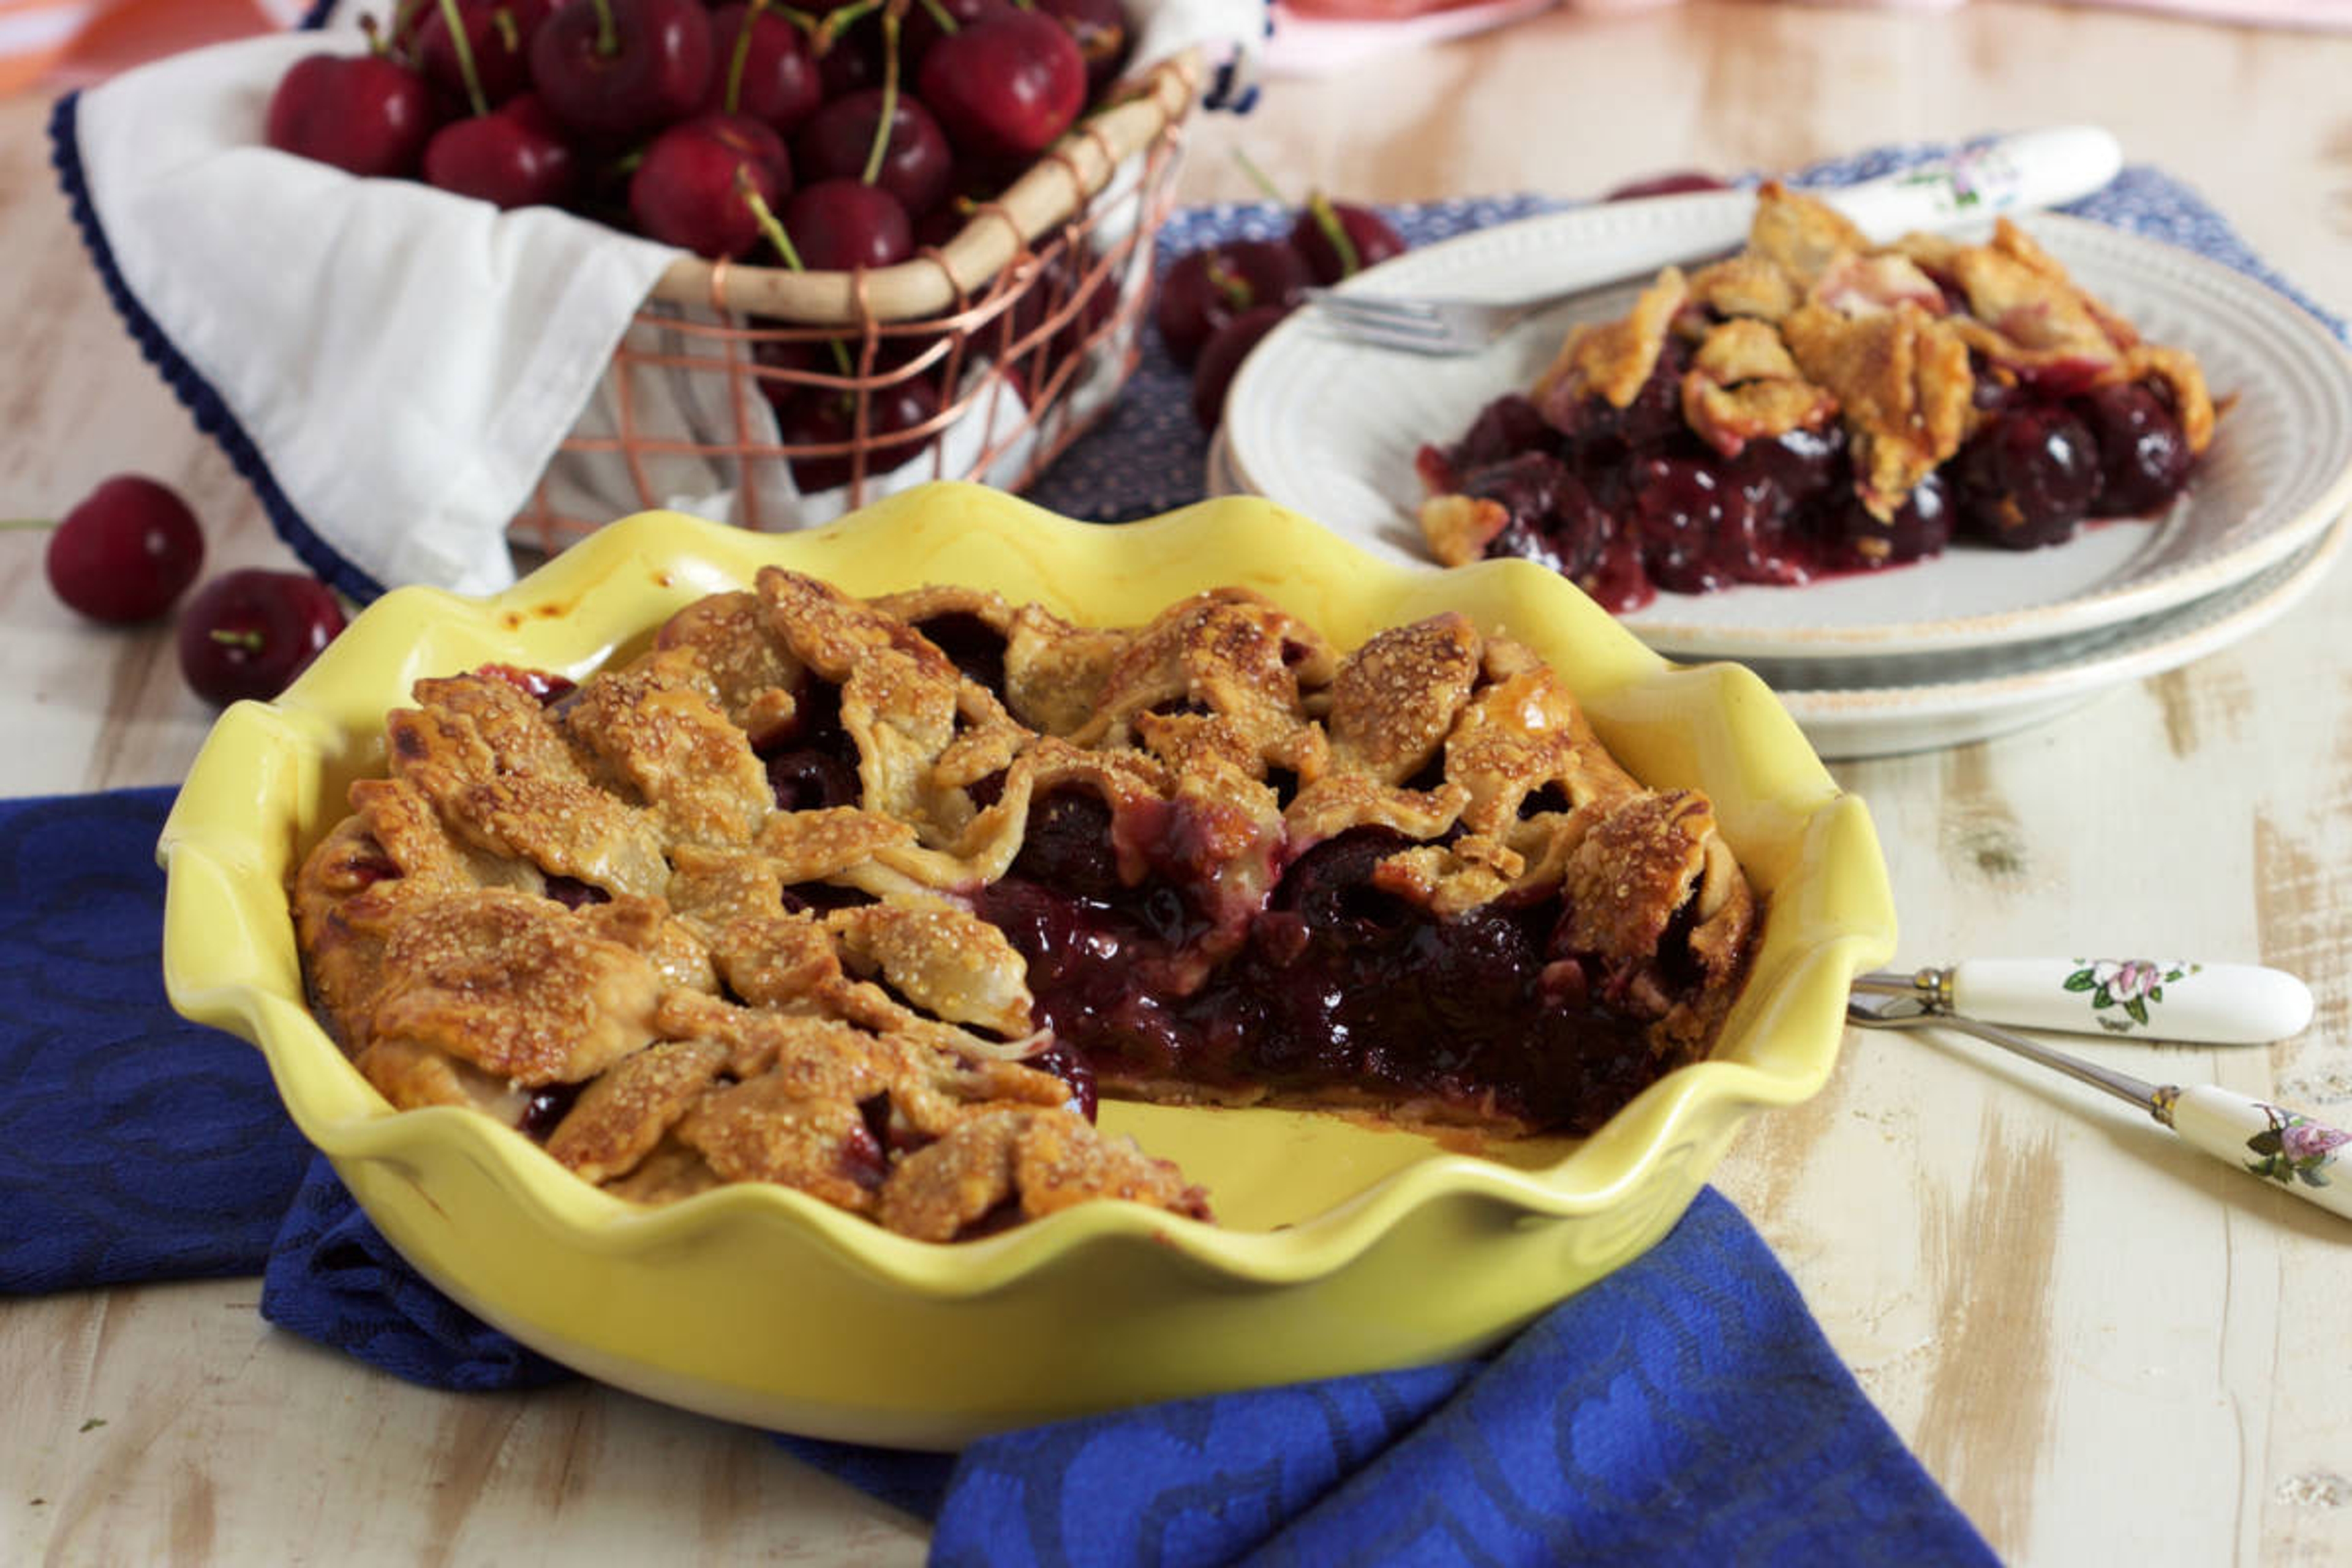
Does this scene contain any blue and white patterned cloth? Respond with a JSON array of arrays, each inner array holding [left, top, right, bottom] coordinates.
[[0, 785, 1997, 1564]]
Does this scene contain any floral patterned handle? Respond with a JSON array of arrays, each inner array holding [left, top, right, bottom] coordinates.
[[1946, 959, 2313, 1044], [1828, 126, 2123, 237], [2157, 1088, 2352, 1221]]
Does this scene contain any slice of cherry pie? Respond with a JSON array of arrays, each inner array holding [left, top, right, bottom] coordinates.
[[1415, 183, 2218, 612], [292, 568, 1758, 1241]]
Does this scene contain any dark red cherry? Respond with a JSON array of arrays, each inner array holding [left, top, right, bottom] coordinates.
[[2075, 380, 2195, 517], [1287, 198, 1407, 285], [1008, 790, 1123, 902], [1820, 470, 1955, 571], [780, 178, 913, 271], [704, 1, 822, 135], [903, 0, 1014, 67], [42, 475, 205, 624], [629, 113, 790, 258], [265, 52, 437, 179], [176, 570, 347, 705], [529, 0, 714, 142], [793, 90, 952, 221], [1604, 170, 1731, 201], [1033, 0, 1129, 96], [1154, 239, 1311, 368], [415, 0, 557, 107], [423, 93, 578, 209], [778, 377, 941, 492], [916, 11, 1086, 163], [1191, 303, 1292, 433], [1955, 403, 2102, 549]]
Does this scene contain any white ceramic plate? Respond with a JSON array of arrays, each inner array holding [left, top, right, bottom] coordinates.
[[1224, 198, 2352, 663], [1779, 510, 2348, 759]]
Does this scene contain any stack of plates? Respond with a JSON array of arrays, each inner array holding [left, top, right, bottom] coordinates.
[[1216, 198, 2352, 760]]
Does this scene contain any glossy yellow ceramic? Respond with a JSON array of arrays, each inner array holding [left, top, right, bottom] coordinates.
[[159, 483, 1896, 1449]]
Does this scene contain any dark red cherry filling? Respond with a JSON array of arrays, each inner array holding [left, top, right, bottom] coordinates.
[[756, 676, 864, 810], [975, 799, 1705, 1134], [1435, 344, 2198, 604]]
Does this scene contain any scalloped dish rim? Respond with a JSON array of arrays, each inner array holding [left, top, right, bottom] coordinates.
[[158, 485, 1894, 1319]]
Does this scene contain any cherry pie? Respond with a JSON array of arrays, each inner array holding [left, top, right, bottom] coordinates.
[[1416, 184, 2218, 612], [292, 568, 1758, 1240]]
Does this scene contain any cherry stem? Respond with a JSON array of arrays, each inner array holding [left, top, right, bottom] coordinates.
[[723, 0, 767, 115], [861, 7, 902, 188], [435, 0, 490, 117], [1306, 192, 1362, 278], [589, 0, 617, 56], [741, 177, 858, 380], [1204, 255, 1253, 312], [816, 0, 883, 50], [0, 518, 56, 532], [777, 6, 823, 37], [492, 7, 520, 53], [913, 0, 957, 34], [360, 13, 392, 58], [209, 628, 268, 652], [1229, 146, 1287, 206]]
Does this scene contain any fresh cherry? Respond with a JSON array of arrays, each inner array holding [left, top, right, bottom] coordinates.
[[1154, 238, 1311, 368], [1287, 197, 1406, 285], [1035, 0, 1129, 97], [424, 93, 579, 208], [780, 178, 913, 270], [265, 50, 437, 179], [1604, 170, 1731, 201], [630, 113, 791, 257], [529, 0, 715, 143], [794, 90, 952, 222], [1191, 303, 1291, 432], [36, 476, 205, 624], [415, 0, 557, 108], [916, 11, 1086, 163], [778, 377, 942, 492], [903, 0, 1014, 67], [176, 570, 347, 706], [704, 1, 823, 135]]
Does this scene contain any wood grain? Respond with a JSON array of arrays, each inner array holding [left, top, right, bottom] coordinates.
[[7, 3, 2352, 1563]]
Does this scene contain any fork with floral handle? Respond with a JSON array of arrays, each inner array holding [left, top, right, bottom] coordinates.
[[1848, 961, 2352, 1223]]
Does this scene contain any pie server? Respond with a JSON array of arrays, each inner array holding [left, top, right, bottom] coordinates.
[[1847, 962, 2352, 1223]]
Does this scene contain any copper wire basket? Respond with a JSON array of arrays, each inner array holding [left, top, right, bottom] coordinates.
[[510, 48, 1202, 556]]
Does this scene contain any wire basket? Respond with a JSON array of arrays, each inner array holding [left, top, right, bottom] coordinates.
[[509, 48, 1202, 556]]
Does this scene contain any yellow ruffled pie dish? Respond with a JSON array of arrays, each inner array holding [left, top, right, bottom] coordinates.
[[159, 482, 1894, 1449]]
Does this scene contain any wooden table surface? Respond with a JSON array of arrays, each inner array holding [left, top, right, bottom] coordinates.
[[9, 3, 2352, 1562]]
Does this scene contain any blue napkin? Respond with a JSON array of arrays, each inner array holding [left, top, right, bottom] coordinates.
[[0, 786, 1996, 1563]]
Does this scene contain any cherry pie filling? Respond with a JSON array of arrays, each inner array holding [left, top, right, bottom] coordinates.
[[1415, 186, 2215, 614], [293, 570, 1759, 1240]]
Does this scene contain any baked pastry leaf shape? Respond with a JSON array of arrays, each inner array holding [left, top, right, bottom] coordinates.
[[1418, 184, 2216, 609], [294, 569, 1758, 1240]]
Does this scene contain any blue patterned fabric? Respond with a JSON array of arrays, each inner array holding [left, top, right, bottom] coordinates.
[[0, 785, 1997, 1563]]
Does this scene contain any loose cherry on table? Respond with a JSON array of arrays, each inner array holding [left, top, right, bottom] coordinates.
[[1191, 303, 1292, 432], [265, 45, 437, 179], [1287, 195, 1408, 286], [1602, 170, 1732, 201], [31, 475, 205, 624], [176, 570, 348, 707], [529, 0, 715, 142], [630, 113, 792, 257], [704, 1, 824, 135], [423, 92, 579, 209], [1154, 239, 1311, 368], [915, 10, 1086, 164]]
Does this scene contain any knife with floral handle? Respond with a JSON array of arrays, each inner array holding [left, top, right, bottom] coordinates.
[[1852, 959, 2313, 1044], [1847, 995, 2352, 1223]]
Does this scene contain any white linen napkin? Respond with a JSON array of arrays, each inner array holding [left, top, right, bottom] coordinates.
[[63, 2, 1261, 597]]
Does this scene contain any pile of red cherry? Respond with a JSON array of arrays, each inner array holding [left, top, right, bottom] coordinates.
[[1153, 189, 1406, 432], [267, 0, 1126, 265], [37, 478, 345, 705]]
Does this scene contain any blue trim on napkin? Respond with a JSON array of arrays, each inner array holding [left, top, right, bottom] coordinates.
[[45, 92, 391, 606]]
